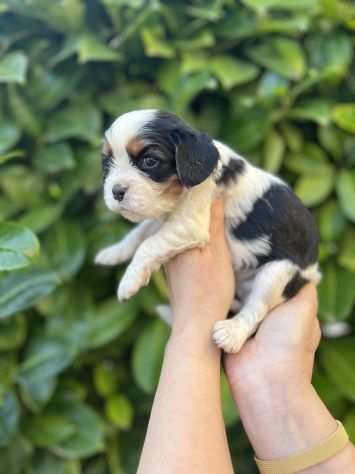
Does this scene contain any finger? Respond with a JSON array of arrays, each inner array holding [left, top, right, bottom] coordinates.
[[209, 197, 225, 242], [265, 282, 318, 323]]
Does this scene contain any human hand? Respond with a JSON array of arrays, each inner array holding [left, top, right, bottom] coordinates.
[[223, 283, 355, 469], [225, 284, 320, 393], [164, 198, 235, 336]]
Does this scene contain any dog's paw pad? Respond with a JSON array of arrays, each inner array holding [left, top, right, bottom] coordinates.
[[212, 319, 249, 353]]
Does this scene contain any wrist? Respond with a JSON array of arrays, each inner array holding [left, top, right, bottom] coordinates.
[[230, 373, 337, 460], [168, 321, 221, 360]]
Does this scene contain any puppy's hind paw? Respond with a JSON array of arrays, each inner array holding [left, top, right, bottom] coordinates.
[[212, 319, 249, 353]]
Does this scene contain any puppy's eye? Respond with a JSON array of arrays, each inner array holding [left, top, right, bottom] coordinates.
[[142, 156, 159, 169]]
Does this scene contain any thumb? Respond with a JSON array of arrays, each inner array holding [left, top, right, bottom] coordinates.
[[209, 197, 225, 242]]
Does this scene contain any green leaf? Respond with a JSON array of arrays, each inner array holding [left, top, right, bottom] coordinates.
[[242, 0, 318, 13], [321, 338, 355, 401], [263, 129, 285, 173], [307, 32, 353, 79], [0, 120, 20, 154], [105, 394, 133, 430], [318, 263, 355, 322], [0, 314, 26, 351], [132, 319, 169, 394], [224, 107, 271, 153], [288, 99, 332, 126], [0, 52, 28, 84], [17, 337, 75, 387], [77, 34, 119, 63], [34, 143, 75, 174], [336, 170, 355, 222], [44, 103, 102, 145], [0, 391, 20, 447], [332, 104, 355, 133], [221, 372, 238, 427], [19, 204, 64, 234], [175, 29, 215, 51], [344, 411, 355, 444], [26, 413, 76, 448], [312, 369, 343, 408], [258, 72, 289, 98], [88, 299, 138, 349], [247, 37, 306, 80], [93, 362, 119, 397], [209, 56, 259, 89], [141, 27, 175, 59], [0, 435, 32, 474], [318, 125, 342, 160], [280, 122, 304, 152], [319, 200, 346, 241], [50, 401, 105, 459], [0, 222, 40, 260], [8, 85, 42, 137], [338, 229, 355, 272], [27, 451, 79, 474], [172, 71, 217, 114], [20, 376, 57, 413], [294, 170, 334, 207], [0, 269, 59, 320], [44, 220, 86, 281], [0, 250, 29, 272]]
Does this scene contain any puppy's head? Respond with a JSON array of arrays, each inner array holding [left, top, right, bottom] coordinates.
[[101, 110, 219, 222]]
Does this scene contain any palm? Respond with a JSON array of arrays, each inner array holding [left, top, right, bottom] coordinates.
[[224, 284, 320, 386]]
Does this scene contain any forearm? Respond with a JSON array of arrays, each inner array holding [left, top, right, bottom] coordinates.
[[232, 374, 355, 473], [137, 321, 234, 474]]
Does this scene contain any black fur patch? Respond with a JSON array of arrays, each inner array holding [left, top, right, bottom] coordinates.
[[139, 111, 219, 187], [283, 272, 307, 299], [231, 183, 319, 269], [216, 157, 245, 186], [102, 154, 114, 181], [131, 144, 177, 183]]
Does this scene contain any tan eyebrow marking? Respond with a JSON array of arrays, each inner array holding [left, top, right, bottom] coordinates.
[[162, 176, 184, 200], [126, 137, 146, 160]]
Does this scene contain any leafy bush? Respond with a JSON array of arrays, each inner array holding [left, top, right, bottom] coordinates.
[[1, 0, 355, 472]]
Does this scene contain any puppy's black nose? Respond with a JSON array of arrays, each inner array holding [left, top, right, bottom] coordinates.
[[112, 184, 128, 202]]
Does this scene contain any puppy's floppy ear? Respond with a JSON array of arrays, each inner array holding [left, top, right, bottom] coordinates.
[[173, 131, 219, 187]]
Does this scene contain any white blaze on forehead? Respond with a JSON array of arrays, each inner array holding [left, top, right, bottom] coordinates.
[[106, 109, 158, 152]]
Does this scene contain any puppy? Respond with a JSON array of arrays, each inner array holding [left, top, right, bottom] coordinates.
[[95, 110, 321, 353]]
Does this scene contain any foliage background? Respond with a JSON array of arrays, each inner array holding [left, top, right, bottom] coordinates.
[[1, 0, 355, 472]]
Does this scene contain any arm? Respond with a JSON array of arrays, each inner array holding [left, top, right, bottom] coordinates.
[[225, 284, 355, 473], [137, 199, 235, 474]]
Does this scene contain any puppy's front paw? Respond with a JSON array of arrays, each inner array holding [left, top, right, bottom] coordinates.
[[212, 318, 249, 353], [94, 243, 131, 266], [118, 263, 151, 301]]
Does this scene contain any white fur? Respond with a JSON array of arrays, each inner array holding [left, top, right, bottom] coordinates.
[[96, 111, 321, 353], [95, 219, 162, 265], [103, 110, 181, 221], [117, 177, 216, 300], [227, 235, 271, 270], [213, 260, 297, 352]]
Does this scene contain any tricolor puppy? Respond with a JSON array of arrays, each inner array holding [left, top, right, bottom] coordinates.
[[95, 110, 321, 353]]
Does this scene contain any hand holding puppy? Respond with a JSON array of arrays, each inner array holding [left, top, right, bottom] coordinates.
[[164, 198, 235, 335]]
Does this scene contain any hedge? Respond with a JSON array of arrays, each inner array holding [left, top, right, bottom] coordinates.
[[1, 0, 355, 472]]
